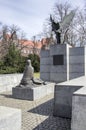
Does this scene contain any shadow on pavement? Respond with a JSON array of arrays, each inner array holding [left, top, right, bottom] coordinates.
[[28, 98, 54, 116], [0, 93, 12, 98], [28, 98, 71, 130], [33, 116, 71, 130]]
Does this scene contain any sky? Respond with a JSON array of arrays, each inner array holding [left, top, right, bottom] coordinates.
[[0, 0, 85, 39]]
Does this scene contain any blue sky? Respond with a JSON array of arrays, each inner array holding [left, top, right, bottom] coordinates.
[[0, 0, 85, 39]]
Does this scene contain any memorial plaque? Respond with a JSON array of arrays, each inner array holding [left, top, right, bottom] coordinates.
[[53, 55, 64, 65]]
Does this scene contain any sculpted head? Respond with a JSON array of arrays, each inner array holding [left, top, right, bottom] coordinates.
[[26, 59, 31, 65]]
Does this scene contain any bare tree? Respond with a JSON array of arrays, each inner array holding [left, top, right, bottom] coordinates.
[[31, 35, 43, 54], [0, 24, 27, 59], [75, 8, 86, 46], [0, 25, 9, 59], [42, 2, 78, 47], [41, 1, 86, 47], [52, 2, 77, 46], [54, 1, 72, 21], [41, 17, 56, 48]]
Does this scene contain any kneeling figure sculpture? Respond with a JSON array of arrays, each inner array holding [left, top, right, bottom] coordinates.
[[19, 59, 46, 88]]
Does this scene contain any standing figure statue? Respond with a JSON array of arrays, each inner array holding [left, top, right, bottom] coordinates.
[[19, 59, 46, 88], [50, 10, 76, 44], [50, 15, 61, 44]]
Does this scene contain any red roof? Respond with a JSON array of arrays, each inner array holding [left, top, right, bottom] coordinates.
[[0, 33, 49, 49], [19, 39, 47, 49]]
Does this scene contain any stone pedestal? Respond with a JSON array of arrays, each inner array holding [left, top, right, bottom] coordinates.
[[12, 83, 55, 101], [40, 44, 71, 83], [71, 87, 86, 130], [0, 106, 21, 130], [53, 76, 86, 118], [53, 84, 81, 118]]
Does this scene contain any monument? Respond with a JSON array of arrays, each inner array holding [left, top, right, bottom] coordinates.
[[50, 10, 75, 44], [12, 59, 54, 100], [40, 10, 76, 82], [40, 9, 86, 130], [41, 10, 86, 130], [50, 15, 61, 44]]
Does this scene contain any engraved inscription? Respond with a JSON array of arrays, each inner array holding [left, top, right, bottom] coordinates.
[[53, 55, 64, 65]]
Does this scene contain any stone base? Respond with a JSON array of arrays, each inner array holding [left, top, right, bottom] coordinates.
[[53, 85, 81, 118], [71, 87, 86, 130], [12, 83, 55, 100], [0, 106, 21, 130]]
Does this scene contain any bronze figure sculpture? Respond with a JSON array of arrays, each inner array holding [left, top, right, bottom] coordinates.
[[19, 59, 46, 88]]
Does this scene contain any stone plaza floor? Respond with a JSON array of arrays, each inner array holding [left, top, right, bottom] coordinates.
[[0, 92, 71, 130]]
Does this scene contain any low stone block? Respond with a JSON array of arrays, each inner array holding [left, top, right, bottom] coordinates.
[[40, 65, 50, 73], [40, 50, 50, 58], [50, 44, 67, 56], [0, 106, 21, 130], [50, 73, 67, 83], [69, 72, 84, 80], [12, 83, 55, 101], [53, 85, 81, 118], [69, 55, 84, 64], [69, 64, 84, 73], [40, 57, 53, 65], [69, 47, 84, 56], [50, 65, 67, 73], [71, 87, 86, 130]]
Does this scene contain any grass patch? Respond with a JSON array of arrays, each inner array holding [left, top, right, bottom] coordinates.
[[34, 72, 40, 78]]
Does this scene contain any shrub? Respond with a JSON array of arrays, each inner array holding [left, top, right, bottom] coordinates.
[[0, 44, 27, 74], [0, 66, 18, 74]]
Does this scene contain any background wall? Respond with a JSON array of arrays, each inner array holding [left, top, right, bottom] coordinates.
[[40, 44, 86, 83], [0, 74, 22, 92], [69, 47, 86, 80]]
